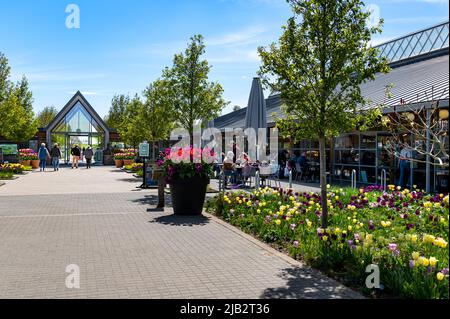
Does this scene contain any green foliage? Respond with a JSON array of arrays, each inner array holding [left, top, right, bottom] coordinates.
[[37, 106, 59, 128], [104, 94, 130, 129], [207, 187, 449, 299], [162, 35, 228, 143], [141, 79, 175, 156], [120, 96, 146, 148], [108, 80, 175, 151], [258, 0, 389, 228], [0, 52, 37, 141]]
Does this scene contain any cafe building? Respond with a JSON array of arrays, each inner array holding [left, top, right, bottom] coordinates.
[[213, 21, 449, 193]]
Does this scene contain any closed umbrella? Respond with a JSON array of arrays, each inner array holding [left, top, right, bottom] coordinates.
[[245, 77, 267, 161]]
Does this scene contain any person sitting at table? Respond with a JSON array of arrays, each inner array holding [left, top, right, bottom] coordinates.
[[223, 151, 237, 186]]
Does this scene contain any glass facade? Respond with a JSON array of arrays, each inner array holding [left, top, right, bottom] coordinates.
[[375, 21, 449, 63], [285, 125, 449, 192], [50, 102, 105, 163]]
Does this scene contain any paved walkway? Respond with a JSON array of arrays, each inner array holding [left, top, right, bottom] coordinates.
[[0, 166, 361, 299]]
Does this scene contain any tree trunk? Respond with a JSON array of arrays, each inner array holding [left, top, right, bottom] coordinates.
[[319, 137, 328, 228]]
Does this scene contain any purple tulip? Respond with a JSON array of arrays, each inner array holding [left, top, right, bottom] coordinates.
[[388, 243, 398, 251]]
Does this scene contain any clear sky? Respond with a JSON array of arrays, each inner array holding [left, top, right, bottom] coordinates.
[[0, 0, 448, 118]]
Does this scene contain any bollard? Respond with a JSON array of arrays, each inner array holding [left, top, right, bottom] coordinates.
[[351, 169, 357, 189], [289, 169, 293, 189], [380, 169, 387, 191], [255, 171, 260, 191]]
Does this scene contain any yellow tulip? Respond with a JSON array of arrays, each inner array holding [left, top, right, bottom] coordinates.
[[429, 257, 438, 267], [437, 272, 445, 281]]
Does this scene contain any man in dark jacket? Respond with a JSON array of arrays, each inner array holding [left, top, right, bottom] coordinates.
[[84, 146, 94, 169], [50, 143, 62, 171], [71, 144, 81, 169]]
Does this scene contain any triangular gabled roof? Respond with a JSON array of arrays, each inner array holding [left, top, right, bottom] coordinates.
[[46, 91, 110, 133]]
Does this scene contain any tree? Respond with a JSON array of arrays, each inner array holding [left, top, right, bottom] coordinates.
[[0, 52, 37, 141], [381, 87, 449, 192], [141, 79, 175, 159], [163, 35, 227, 145], [104, 94, 130, 129], [0, 52, 12, 103], [37, 106, 59, 128], [120, 95, 147, 148], [258, 0, 389, 228]]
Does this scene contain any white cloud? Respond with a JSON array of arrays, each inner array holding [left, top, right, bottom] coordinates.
[[207, 25, 270, 48]]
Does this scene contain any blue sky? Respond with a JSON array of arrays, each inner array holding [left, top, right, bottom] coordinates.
[[0, 0, 448, 118]]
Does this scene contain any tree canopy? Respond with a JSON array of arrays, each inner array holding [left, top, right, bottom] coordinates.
[[163, 35, 228, 144], [104, 94, 130, 129], [258, 0, 390, 227], [37, 106, 59, 128], [0, 52, 37, 141]]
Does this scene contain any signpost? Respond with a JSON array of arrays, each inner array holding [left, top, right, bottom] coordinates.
[[139, 142, 150, 189]]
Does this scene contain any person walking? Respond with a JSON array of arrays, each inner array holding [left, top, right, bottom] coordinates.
[[38, 143, 50, 172], [71, 144, 81, 169], [84, 145, 94, 169], [50, 143, 62, 171]]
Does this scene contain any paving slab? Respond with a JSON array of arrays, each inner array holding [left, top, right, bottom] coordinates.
[[0, 166, 362, 299]]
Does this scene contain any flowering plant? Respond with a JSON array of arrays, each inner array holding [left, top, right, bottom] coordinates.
[[114, 153, 125, 160], [157, 146, 216, 182], [206, 186, 449, 299], [19, 149, 38, 161], [0, 163, 25, 174], [122, 151, 137, 160]]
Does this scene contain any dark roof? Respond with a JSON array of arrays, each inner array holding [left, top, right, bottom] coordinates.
[[45, 91, 111, 133], [214, 94, 281, 129], [214, 54, 449, 129]]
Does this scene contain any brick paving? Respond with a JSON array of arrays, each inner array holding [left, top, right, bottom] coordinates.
[[0, 166, 362, 299]]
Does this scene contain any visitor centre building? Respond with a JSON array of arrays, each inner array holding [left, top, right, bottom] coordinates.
[[213, 21, 449, 193]]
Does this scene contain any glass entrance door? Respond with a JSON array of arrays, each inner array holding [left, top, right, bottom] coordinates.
[[67, 135, 89, 164], [65, 135, 102, 164]]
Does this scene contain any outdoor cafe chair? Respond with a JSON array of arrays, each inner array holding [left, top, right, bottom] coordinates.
[[241, 164, 254, 188], [295, 162, 303, 181], [268, 164, 281, 188]]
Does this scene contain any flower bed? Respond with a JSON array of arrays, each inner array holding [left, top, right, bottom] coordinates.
[[0, 163, 26, 174], [206, 185, 449, 299], [18, 149, 38, 161], [124, 163, 144, 172]]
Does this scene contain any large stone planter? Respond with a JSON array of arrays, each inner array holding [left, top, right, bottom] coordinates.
[[20, 160, 30, 166], [30, 160, 40, 169], [169, 176, 209, 215], [114, 159, 123, 168]]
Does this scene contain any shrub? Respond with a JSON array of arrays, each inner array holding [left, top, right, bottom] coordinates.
[[206, 186, 449, 299]]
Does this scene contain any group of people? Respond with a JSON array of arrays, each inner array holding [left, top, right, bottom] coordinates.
[[37, 143, 95, 171]]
